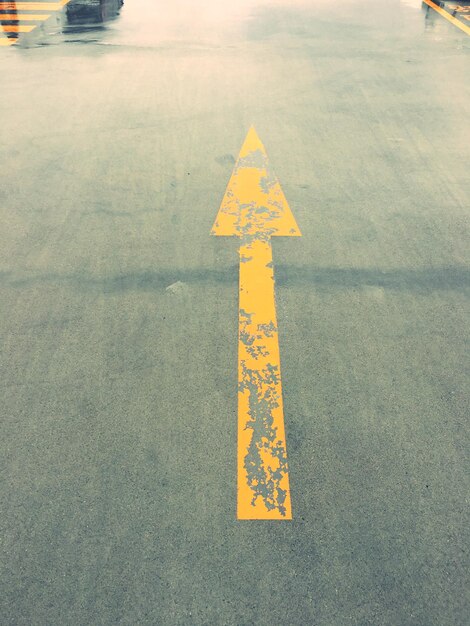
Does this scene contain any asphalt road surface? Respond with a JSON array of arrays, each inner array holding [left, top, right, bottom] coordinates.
[[1, 1, 469, 624]]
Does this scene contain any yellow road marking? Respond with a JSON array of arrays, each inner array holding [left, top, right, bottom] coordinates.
[[446, 4, 470, 11], [423, 0, 470, 35], [0, 0, 70, 43], [0, 13, 50, 19], [212, 127, 301, 520], [2, 24, 35, 31], [0, 2, 64, 10]]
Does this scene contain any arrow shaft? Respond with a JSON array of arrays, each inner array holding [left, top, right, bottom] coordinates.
[[237, 238, 292, 519]]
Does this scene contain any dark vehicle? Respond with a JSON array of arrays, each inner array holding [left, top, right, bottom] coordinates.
[[66, 0, 124, 27]]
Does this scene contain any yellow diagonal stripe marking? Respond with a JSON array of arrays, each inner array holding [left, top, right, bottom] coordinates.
[[0, 0, 70, 44], [0, 2, 62, 10], [2, 24, 35, 31], [212, 128, 301, 520], [423, 0, 470, 35], [0, 14, 51, 20]]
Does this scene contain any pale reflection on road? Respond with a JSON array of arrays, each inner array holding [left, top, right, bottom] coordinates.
[[2, 0, 469, 47]]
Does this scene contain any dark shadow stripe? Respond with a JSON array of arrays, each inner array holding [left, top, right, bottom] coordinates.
[[2, 266, 469, 294]]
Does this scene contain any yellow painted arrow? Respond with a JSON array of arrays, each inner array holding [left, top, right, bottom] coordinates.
[[212, 127, 301, 520]]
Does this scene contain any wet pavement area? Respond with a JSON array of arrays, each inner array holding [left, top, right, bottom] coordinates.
[[1, 1, 469, 625]]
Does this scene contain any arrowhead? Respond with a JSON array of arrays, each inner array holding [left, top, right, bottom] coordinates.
[[212, 127, 301, 238]]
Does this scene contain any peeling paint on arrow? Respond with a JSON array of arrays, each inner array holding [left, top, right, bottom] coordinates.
[[212, 127, 301, 520]]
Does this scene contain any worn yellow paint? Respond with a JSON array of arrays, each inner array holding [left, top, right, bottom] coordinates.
[[212, 127, 301, 239], [0, 0, 71, 44], [212, 127, 300, 520], [423, 0, 470, 35], [0, 14, 51, 20], [2, 24, 35, 31], [446, 3, 470, 11], [0, 2, 65, 10]]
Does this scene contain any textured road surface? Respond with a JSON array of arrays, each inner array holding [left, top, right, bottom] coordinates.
[[1, 1, 469, 624]]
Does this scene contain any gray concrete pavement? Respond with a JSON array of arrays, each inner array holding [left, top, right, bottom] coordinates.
[[1, 1, 469, 624]]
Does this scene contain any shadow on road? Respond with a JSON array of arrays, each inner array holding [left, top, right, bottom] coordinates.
[[2, 265, 469, 294]]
